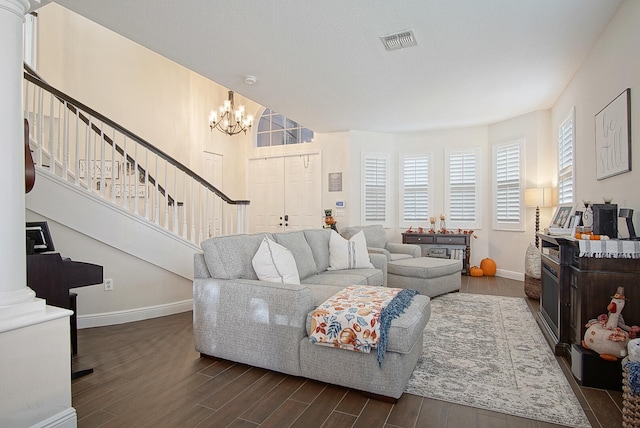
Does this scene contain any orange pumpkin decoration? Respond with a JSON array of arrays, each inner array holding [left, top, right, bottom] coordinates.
[[469, 266, 484, 277], [480, 258, 497, 276]]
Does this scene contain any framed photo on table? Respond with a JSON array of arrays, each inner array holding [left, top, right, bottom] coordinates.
[[550, 203, 575, 229]]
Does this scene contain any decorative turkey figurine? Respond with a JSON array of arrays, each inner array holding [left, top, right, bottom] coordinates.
[[582, 286, 632, 361]]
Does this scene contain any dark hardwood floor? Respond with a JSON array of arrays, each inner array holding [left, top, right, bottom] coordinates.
[[72, 276, 623, 427]]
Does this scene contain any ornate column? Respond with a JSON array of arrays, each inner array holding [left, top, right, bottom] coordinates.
[[0, 1, 76, 426]]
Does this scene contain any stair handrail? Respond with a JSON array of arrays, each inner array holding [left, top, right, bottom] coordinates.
[[23, 68, 249, 206]]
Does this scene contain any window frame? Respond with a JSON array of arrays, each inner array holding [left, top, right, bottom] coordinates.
[[492, 139, 525, 231], [557, 107, 575, 205], [255, 108, 314, 147], [398, 152, 431, 229], [445, 148, 480, 230], [361, 152, 390, 227]]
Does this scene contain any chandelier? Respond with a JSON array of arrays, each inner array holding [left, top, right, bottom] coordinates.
[[209, 91, 254, 136]]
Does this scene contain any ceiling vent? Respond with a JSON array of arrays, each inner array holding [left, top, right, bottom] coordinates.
[[380, 30, 417, 51]]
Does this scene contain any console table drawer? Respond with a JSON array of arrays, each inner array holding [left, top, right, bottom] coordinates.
[[434, 236, 467, 245], [403, 235, 435, 244]]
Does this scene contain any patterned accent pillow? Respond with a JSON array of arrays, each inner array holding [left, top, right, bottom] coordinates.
[[328, 230, 374, 270], [252, 237, 300, 284]]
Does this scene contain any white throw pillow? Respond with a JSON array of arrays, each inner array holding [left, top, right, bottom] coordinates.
[[524, 244, 541, 279], [252, 237, 300, 284], [328, 230, 374, 270]]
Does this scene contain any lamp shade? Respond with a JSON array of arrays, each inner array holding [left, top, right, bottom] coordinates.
[[525, 187, 553, 208]]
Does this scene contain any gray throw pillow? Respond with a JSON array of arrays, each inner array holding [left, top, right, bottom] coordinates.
[[273, 231, 318, 280]]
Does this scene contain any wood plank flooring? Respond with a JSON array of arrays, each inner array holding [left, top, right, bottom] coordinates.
[[72, 276, 624, 427]]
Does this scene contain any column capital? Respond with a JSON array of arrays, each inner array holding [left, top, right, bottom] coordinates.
[[0, 0, 35, 18]]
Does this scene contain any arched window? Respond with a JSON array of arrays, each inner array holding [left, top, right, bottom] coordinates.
[[256, 109, 314, 147]]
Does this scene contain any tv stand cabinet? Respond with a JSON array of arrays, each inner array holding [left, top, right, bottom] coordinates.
[[537, 234, 640, 357]]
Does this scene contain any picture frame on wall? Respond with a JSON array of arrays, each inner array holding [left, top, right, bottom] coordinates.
[[595, 88, 631, 180]]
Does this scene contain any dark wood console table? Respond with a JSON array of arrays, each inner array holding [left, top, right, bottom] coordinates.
[[402, 233, 471, 274], [537, 234, 640, 357]]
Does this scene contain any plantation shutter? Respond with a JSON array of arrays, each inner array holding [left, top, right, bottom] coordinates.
[[401, 154, 429, 224], [558, 110, 574, 204], [449, 152, 477, 223], [363, 154, 388, 224], [495, 143, 521, 223]]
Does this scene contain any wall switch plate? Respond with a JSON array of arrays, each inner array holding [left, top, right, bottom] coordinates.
[[104, 278, 114, 291]]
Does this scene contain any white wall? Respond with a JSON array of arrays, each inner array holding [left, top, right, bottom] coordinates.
[[487, 111, 553, 277], [552, 0, 640, 223]]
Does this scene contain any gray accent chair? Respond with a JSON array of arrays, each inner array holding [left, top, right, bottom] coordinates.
[[340, 225, 421, 261], [341, 225, 462, 297], [193, 228, 431, 399]]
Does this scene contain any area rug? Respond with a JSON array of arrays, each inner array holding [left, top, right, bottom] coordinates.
[[405, 293, 590, 427]]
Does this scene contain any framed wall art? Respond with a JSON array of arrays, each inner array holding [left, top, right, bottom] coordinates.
[[595, 88, 631, 180]]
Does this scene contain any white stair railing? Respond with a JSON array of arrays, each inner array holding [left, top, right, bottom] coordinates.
[[23, 71, 249, 245]]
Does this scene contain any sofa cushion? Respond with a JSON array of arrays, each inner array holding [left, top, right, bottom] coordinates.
[[342, 225, 389, 249], [302, 267, 383, 289], [273, 231, 318, 280], [302, 271, 370, 287], [387, 257, 462, 278], [328, 230, 374, 270], [320, 268, 384, 287], [201, 233, 270, 280], [252, 237, 300, 284], [303, 229, 332, 272], [390, 253, 414, 261]]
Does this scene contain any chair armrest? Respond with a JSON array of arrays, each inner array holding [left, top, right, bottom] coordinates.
[[194, 253, 211, 279], [367, 247, 392, 261], [193, 278, 314, 376], [368, 253, 388, 287], [386, 243, 421, 258]]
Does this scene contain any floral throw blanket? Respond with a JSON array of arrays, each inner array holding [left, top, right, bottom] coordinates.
[[309, 285, 418, 366]]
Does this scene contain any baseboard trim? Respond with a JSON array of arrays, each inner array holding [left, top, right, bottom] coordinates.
[[31, 407, 77, 428], [78, 299, 192, 328], [496, 269, 524, 281]]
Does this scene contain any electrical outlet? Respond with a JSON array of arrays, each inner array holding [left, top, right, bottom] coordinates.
[[104, 278, 114, 291]]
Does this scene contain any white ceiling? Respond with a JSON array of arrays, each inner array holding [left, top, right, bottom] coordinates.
[[49, 0, 622, 133]]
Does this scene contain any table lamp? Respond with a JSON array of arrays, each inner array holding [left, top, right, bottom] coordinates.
[[525, 187, 554, 248]]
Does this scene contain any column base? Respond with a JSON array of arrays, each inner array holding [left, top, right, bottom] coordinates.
[[0, 299, 75, 427]]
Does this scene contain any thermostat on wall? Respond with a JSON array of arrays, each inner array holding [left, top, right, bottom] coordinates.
[[336, 201, 345, 208]]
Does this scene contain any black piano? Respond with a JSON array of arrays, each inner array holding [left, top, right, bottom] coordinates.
[[27, 252, 103, 355]]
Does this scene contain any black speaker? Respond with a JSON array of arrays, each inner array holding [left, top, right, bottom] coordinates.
[[592, 203, 617, 238]]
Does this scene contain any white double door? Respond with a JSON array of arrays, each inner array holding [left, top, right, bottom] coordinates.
[[248, 153, 321, 233]]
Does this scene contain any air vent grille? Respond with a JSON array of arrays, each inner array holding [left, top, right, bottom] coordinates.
[[380, 30, 417, 51]]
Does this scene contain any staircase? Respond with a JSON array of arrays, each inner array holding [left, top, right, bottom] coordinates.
[[23, 68, 250, 325], [23, 67, 249, 247]]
